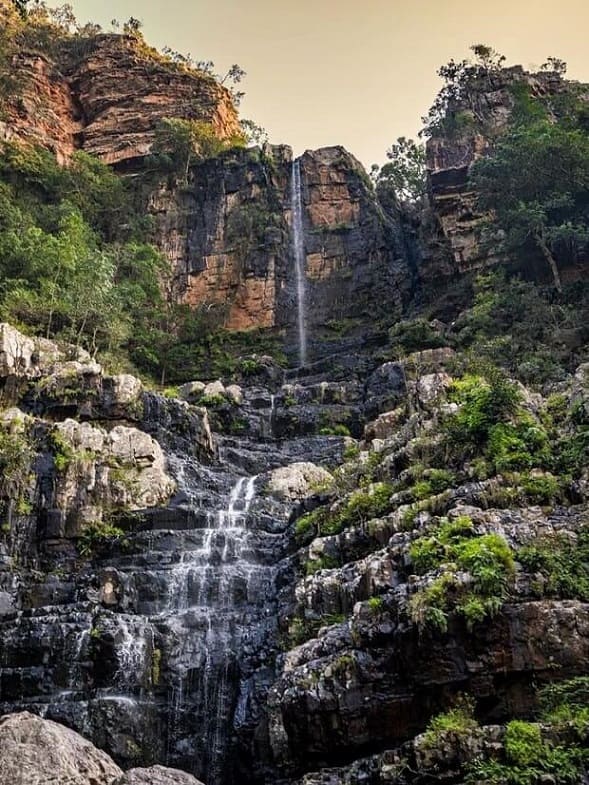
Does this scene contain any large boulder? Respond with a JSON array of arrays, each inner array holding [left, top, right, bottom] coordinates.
[[268, 462, 333, 500], [116, 765, 204, 785], [0, 711, 123, 785]]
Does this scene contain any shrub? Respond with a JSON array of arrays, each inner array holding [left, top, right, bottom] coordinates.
[[305, 554, 339, 575], [49, 429, 75, 473], [521, 473, 564, 504], [408, 516, 514, 632], [517, 529, 589, 601], [78, 520, 126, 557], [420, 696, 478, 750], [319, 424, 352, 437], [367, 596, 384, 613]]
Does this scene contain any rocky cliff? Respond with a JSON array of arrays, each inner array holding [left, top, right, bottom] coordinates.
[[0, 22, 408, 350], [151, 144, 407, 351], [423, 66, 589, 282], [0, 321, 587, 785], [0, 30, 240, 167]]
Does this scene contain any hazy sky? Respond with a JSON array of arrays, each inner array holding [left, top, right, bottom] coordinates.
[[68, 0, 589, 167]]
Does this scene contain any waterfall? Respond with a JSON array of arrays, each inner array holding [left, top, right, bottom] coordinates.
[[162, 471, 264, 785], [291, 159, 308, 367]]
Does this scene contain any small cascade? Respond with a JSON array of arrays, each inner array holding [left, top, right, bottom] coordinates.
[[291, 159, 308, 367]]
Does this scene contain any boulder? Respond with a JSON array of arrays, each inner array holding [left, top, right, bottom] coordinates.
[[178, 381, 206, 402], [268, 462, 333, 500], [112, 374, 143, 404], [203, 380, 226, 399], [0, 711, 123, 785], [116, 765, 204, 785], [225, 384, 244, 405]]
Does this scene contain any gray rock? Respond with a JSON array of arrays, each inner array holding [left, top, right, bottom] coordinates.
[[116, 765, 204, 785], [0, 711, 123, 785], [268, 462, 333, 500]]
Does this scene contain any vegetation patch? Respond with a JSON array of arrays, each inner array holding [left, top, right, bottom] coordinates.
[[408, 515, 515, 632]]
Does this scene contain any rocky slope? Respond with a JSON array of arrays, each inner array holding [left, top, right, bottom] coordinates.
[[0, 321, 587, 785]]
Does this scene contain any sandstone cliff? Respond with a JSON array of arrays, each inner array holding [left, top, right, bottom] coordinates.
[[0, 31, 240, 167], [150, 144, 407, 347]]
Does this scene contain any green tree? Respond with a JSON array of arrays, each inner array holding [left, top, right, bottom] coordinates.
[[373, 137, 426, 202], [471, 120, 589, 292], [421, 44, 506, 138]]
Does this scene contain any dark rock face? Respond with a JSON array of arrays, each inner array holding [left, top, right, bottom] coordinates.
[[2, 323, 588, 785]]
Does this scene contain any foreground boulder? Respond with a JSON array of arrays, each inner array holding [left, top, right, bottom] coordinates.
[[115, 765, 204, 784], [0, 711, 123, 785], [0, 712, 204, 785]]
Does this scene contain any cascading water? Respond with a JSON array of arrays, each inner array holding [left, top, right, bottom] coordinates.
[[291, 159, 308, 367], [160, 468, 270, 785]]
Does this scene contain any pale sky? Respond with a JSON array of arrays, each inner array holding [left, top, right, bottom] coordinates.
[[68, 0, 589, 167]]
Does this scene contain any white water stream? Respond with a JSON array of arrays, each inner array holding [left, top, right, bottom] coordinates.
[[291, 159, 308, 367]]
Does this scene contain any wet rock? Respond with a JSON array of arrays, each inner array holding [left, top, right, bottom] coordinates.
[[0, 711, 123, 785]]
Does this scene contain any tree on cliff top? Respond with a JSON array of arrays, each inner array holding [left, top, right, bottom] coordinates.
[[471, 120, 589, 292], [421, 44, 507, 138]]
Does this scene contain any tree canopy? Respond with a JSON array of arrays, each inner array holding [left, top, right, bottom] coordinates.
[[471, 119, 589, 291]]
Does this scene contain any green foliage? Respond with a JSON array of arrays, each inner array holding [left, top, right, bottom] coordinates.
[[411, 469, 455, 500], [367, 596, 384, 613], [520, 473, 564, 504], [78, 519, 126, 557], [294, 509, 320, 542], [517, 528, 589, 601], [305, 554, 339, 575], [150, 118, 245, 181], [0, 423, 34, 519], [453, 271, 589, 387], [409, 516, 514, 631], [471, 118, 589, 291], [373, 137, 426, 203], [421, 45, 506, 138], [447, 369, 520, 447], [48, 429, 75, 473], [318, 424, 351, 437], [539, 677, 589, 735], [468, 718, 588, 785], [420, 696, 479, 749], [388, 318, 446, 356]]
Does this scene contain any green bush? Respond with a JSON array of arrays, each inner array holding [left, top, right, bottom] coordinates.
[[468, 718, 589, 785], [409, 516, 514, 632], [517, 529, 589, 600], [78, 520, 126, 557], [319, 424, 352, 437], [305, 554, 339, 575], [420, 696, 478, 750], [521, 473, 564, 504]]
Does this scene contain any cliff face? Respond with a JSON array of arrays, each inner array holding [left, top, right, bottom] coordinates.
[[423, 66, 589, 281], [0, 33, 240, 167], [0, 31, 406, 345], [150, 144, 408, 350]]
